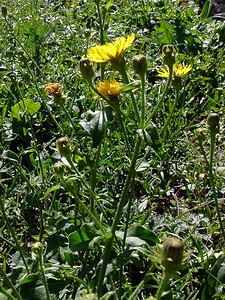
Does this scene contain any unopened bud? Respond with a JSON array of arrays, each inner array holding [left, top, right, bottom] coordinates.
[[53, 161, 66, 176], [207, 113, 220, 134], [162, 45, 175, 68], [132, 54, 147, 76], [17, 50, 27, 63], [79, 57, 94, 82], [1, 6, 7, 18], [57, 137, 71, 158], [84, 29, 91, 40], [24, 72, 31, 84], [162, 237, 184, 274], [195, 127, 206, 143], [31, 242, 44, 259]]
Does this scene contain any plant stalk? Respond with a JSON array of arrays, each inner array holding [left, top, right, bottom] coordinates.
[[209, 131, 225, 239], [97, 135, 142, 297], [155, 271, 171, 299]]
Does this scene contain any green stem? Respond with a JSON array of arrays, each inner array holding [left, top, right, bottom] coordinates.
[[39, 254, 50, 300], [97, 135, 142, 297], [118, 184, 134, 299], [96, 0, 104, 45], [209, 132, 225, 239], [28, 117, 46, 183], [112, 136, 141, 234], [198, 140, 210, 172], [0, 265, 23, 300], [146, 65, 173, 127], [114, 108, 131, 157], [64, 155, 108, 220], [62, 177, 105, 234], [0, 196, 29, 273], [155, 272, 171, 299], [26, 64, 64, 135], [61, 104, 77, 136], [160, 87, 180, 139], [90, 142, 102, 211], [140, 73, 146, 129], [119, 67, 140, 125], [128, 279, 145, 300], [89, 82, 131, 155], [0, 286, 19, 300]]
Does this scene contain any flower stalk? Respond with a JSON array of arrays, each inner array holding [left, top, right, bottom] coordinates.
[[97, 135, 142, 297], [207, 113, 225, 239]]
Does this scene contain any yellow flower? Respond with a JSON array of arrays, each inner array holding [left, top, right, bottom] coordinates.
[[97, 80, 123, 102], [45, 82, 62, 95], [45, 83, 65, 105], [158, 64, 192, 79], [86, 34, 135, 69]]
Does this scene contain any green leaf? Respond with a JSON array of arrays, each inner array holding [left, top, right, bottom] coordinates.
[[69, 223, 98, 252], [0, 293, 8, 300], [202, 256, 225, 299], [121, 84, 139, 93], [80, 108, 112, 148], [2, 150, 19, 162], [11, 99, 41, 121], [155, 20, 176, 44], [138, 123, 163, 155], [19, 273, 47, 300], [105, 0, 114, 10], [48, 278, 67, 295], [201, 0, 213, 19], [127, 225, 159, 246], [64, 250, 75, 266], [43, 186, 61, 199]]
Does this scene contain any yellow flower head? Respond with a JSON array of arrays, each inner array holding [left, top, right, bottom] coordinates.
[[45, 83, 65, 105], [45, 82, 62, 95], [86, 34, 135, 69], [158, 64, 192, 79], [97, 80, 123, 103]]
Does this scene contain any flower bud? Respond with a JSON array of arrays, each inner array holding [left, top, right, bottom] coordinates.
[[24, 72, 31, 84], [31, 242, 44, 259], [53, 161, 66, 177], [132, 54, 147, 76], [1, 6, 7, 18], [161, 237, 184, 274], [195, 127, 206, 143], [84, 29, 91, 40], [207, 113, 220, 134], [162, 45, 175, 68], [17, 50, 27, 63], [57, 137, 71, 158], [79, 57, 94, 82]]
